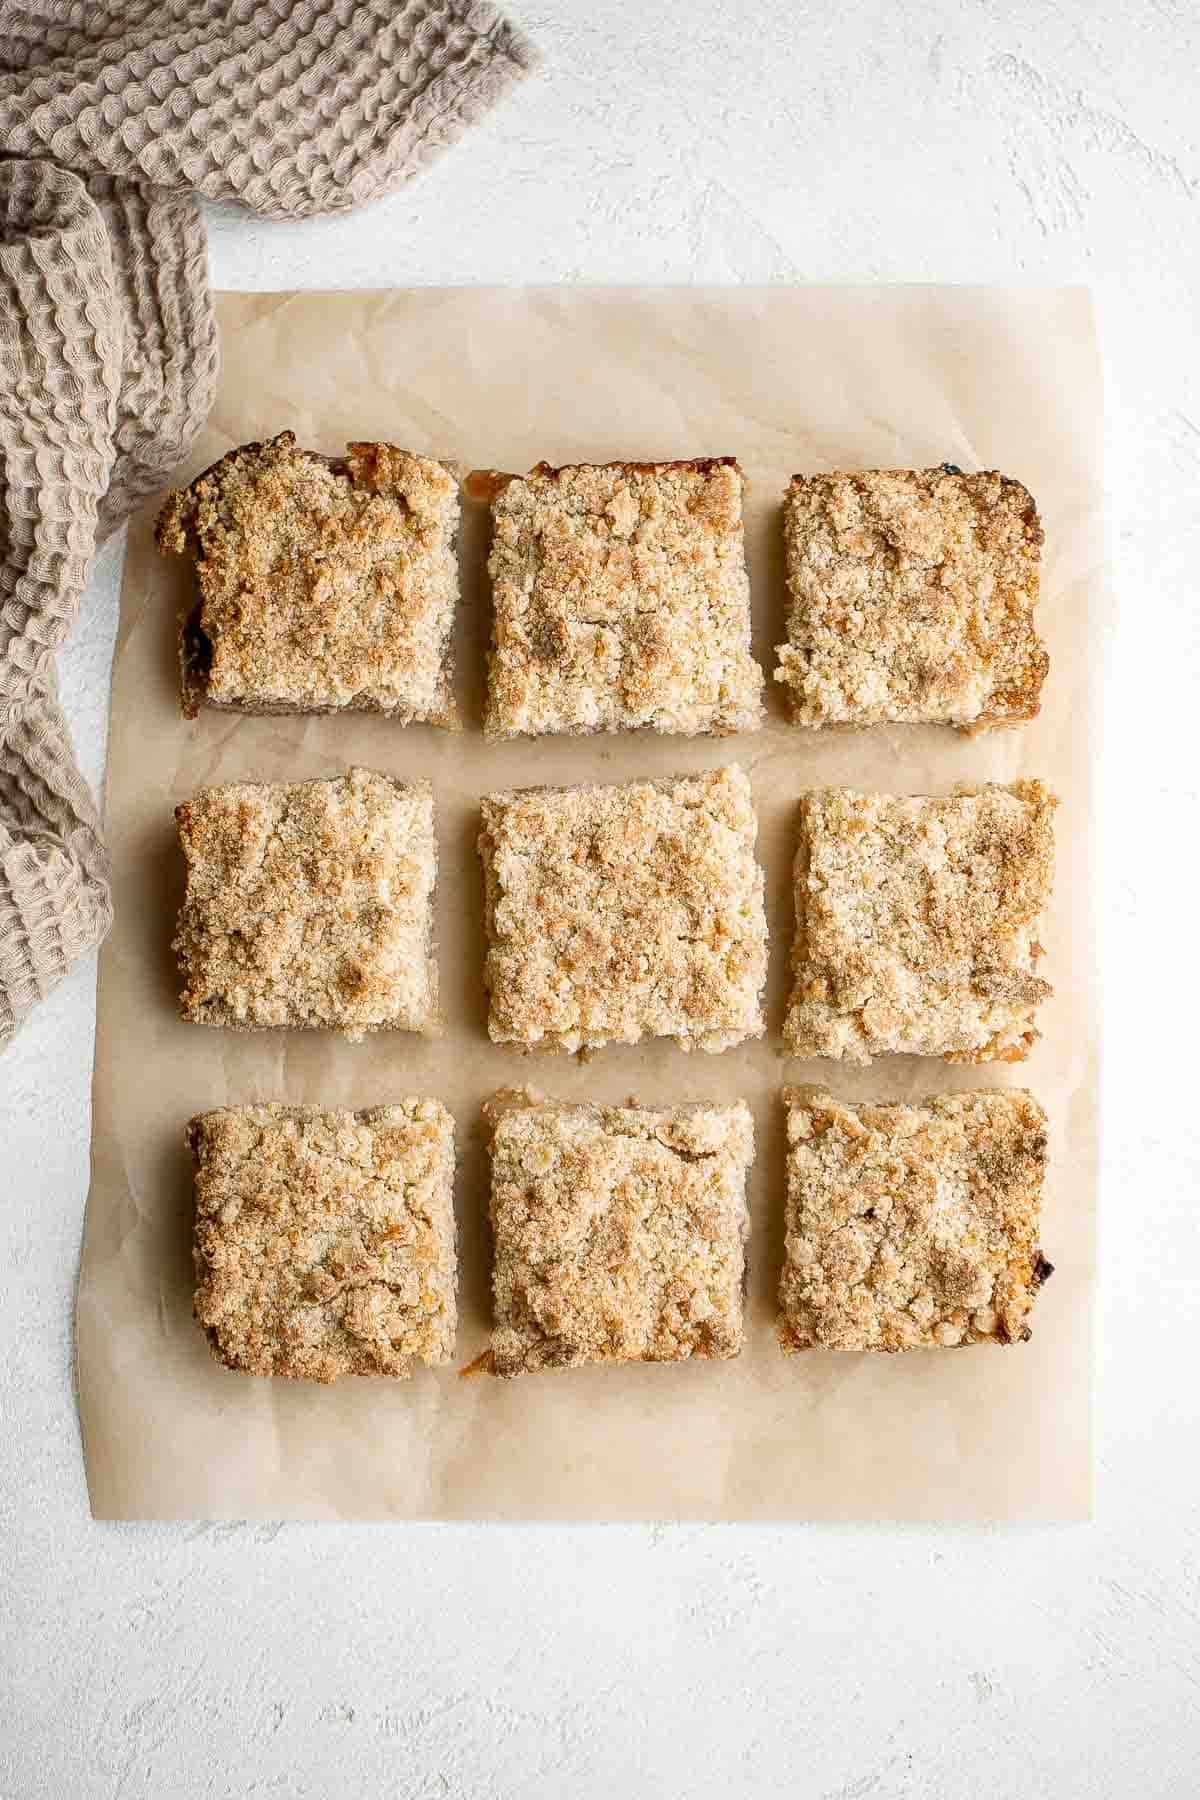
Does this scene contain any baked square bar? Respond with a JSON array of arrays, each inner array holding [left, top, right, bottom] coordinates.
[[785, 781, 1056, 1065], [485, 459, 763, 736], [479, 764, 767, 1053], [486, 1090, 753, 1376], [774, 466, 1047, 729], [157, 432, 460, 724], [190, 1101, 456, 1380], [174, 768, 437, 1038], [778, 1088, 1052, 1351]]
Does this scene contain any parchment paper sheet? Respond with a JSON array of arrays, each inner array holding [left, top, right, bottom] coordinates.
[[78, 288, 1104, 1520]]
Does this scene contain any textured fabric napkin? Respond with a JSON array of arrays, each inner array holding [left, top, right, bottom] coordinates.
[[0, 1, 536, 1047]]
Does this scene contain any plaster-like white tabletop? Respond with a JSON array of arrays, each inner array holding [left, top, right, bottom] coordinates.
[[3, 4, 1198, 1794]]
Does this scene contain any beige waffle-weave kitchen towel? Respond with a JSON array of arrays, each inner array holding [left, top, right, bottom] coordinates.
[[0, 2, 537, 1047]]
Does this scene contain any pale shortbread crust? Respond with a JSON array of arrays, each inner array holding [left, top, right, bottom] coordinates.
[[485, 1089, 753, 1376], [190, 1101, 456, 1381], [785, 781, 1056, 1064], [486, 459, 763, 737], [778, 1089, 1051, 1352], [479, 764, 767, 1053], [157, 432, 460, 724], [174, 769, 437, 1039], [774, 466, 1047, 729]]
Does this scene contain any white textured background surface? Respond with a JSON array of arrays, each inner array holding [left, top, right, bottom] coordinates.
[[2, 2, 1198, 1794]]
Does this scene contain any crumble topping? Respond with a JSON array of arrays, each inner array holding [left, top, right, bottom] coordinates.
[[785, 781, 1056, 1064], [486, 459, 763, 736], [775, 466, 1047, 729], [190, 1101, 456, 1381], [779, 1088, 1052, 1351], [174, 768, 437, 1038], [486, 1089, 753, 1376], [157, 432, 460, 723], [479, 764, 767, 1053]]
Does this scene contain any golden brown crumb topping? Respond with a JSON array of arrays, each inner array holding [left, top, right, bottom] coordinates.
[[174, 768, 437, 1038], [774, 467, 1047, 728], [486, 1089, 753, 1376], [157, 432, 460, 723], [785, 781, 1056, 1064], [486, 459, 763, 736], [191, 1101, 456, 1381], [778, 1089, 1051, 1352], [479, 765, 767, 1053]]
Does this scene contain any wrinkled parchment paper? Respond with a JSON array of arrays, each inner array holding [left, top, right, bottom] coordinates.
[[78, 288, 1104, 1520]]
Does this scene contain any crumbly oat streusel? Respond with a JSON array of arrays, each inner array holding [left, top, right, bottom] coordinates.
[[174, 768, 437, 1038], [774, 467, 1047, 729], [485, 1089, 753, 1376], [485, 459, 763, 737], [190, 1101, 456, 1381], [157, 432, 460, 724], [785, 781, 1056, 1064], [479, 764, 767, 1053], [778, 1089, 1051, 1352]]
